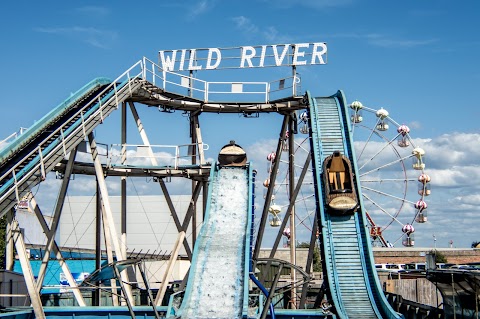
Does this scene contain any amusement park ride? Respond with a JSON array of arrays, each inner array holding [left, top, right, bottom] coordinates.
[[0, 43, 430, 318]]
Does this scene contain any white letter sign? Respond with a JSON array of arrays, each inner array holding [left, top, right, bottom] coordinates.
[[158, 42, 327, 71]]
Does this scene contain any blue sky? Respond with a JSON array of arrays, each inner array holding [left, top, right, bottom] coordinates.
[[1, 0, 480, 249]]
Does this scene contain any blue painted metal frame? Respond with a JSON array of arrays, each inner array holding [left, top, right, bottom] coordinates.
[[242, 164, 253, 318], [306, 91, 345, 316], [306, 90, 402, 318]]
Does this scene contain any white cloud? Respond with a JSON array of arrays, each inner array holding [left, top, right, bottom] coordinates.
[[187, 0, 217, 19], [232, 16, 259, 35], [327, 32, 438, 49], [34, 26, 118, 49], [26, 131, 480, 248], [365, 33, 438, 49]]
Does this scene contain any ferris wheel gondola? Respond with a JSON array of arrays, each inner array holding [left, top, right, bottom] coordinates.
[[349, 101, 431, 247]]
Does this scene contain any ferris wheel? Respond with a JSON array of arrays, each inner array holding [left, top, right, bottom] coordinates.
[[348, 100, 431, 247], [259, 100, 430, 249]]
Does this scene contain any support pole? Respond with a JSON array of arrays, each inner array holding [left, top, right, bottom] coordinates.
[[253, 115, 289, 265], [88, 132, 133, 306], [158, 180, 192, 260], [268, 153, 311, 256], [154, 231, 186, 306], [30, 196, 86, 306], [93, 182, 102, 306], [121, 101, 127, 262], [113, 265, 136, 319], [101, 197, 119, 306], [137, 261, 161, 319], [11, 220, 45, 319], [299, 214, 318, 308], [288, 114, 297, 309], [190, 114, 197, 247], [36, 148, 77, 289], [260, 264, 283, 319], [5, 209, 15, 271]]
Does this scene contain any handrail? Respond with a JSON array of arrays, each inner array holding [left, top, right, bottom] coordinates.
[[0, 61, 145, 210], [141, 57, 297, 103], [108, 143, 209, 169]]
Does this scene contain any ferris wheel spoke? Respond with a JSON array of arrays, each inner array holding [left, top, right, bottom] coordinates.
[[357, 132, 401, 171], [361, 185, 415, 206], [361, 178, 417, 183], [359, 154, 414, 177], [355, 118, 382, 161], [362, 193, 404, 228], [296, 210, 315, 231]]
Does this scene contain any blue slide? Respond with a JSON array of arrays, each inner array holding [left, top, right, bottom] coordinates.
[[307, 91, 403, 319], [176, 164, 253, 319]]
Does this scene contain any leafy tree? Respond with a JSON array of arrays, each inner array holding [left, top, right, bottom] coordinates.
[[430, 249, 448, 263], [297, 241, 322, 272]]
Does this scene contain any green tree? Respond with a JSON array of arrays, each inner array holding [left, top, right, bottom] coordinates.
[[297, 241, 322, 272], [430, 249, 448, 263]]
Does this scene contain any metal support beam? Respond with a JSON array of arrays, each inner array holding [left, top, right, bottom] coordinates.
[[88, 132, 133, 306], [94, 182, 102, 306], [36, 148, 77, 289], [154, 231, 186, 306], [137, 261, 161, 319], [191, 112, 206, 166], [113, 265, 136, 319], [190, 114, 197, 248], [101, 197, 119, 306], [181, 182, 202, 234], [129, 101, 156, 163], [5, 209, 14, 271], [11, 220, 45, 319], [253, 115, 289, 264], [121, 101, 127, 261], [268, 153, 311, 258], [260, 264, 284, 319], [158, 180, 192, 260], [288, 114, 297, 309], [299, 214, 318, 308], [30, 195, 86, 306]]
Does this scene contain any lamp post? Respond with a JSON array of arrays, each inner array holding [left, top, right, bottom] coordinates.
[[433, 234, 437, 250]]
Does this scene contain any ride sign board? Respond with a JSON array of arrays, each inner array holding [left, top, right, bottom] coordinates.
[[158, 42, 327, 72]]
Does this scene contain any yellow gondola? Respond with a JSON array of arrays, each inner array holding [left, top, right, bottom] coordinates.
[[322, 150, 359, 214]]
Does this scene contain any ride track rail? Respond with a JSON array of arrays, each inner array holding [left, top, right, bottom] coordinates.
[[0, 57, 308, 220], [307, 90, 403, 319]]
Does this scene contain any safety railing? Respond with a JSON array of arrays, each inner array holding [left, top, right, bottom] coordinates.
[[0, 127, 28, 152], [141, 57, 299, 103], [0, 55, 299, 214], [0, 60, 145, 213], [108, 143, 209, 169]]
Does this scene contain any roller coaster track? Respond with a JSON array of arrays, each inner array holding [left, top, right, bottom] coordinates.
[[307, 91, 402, 319], [177, 165, 253, 319], [0, 73, 145, 218]]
